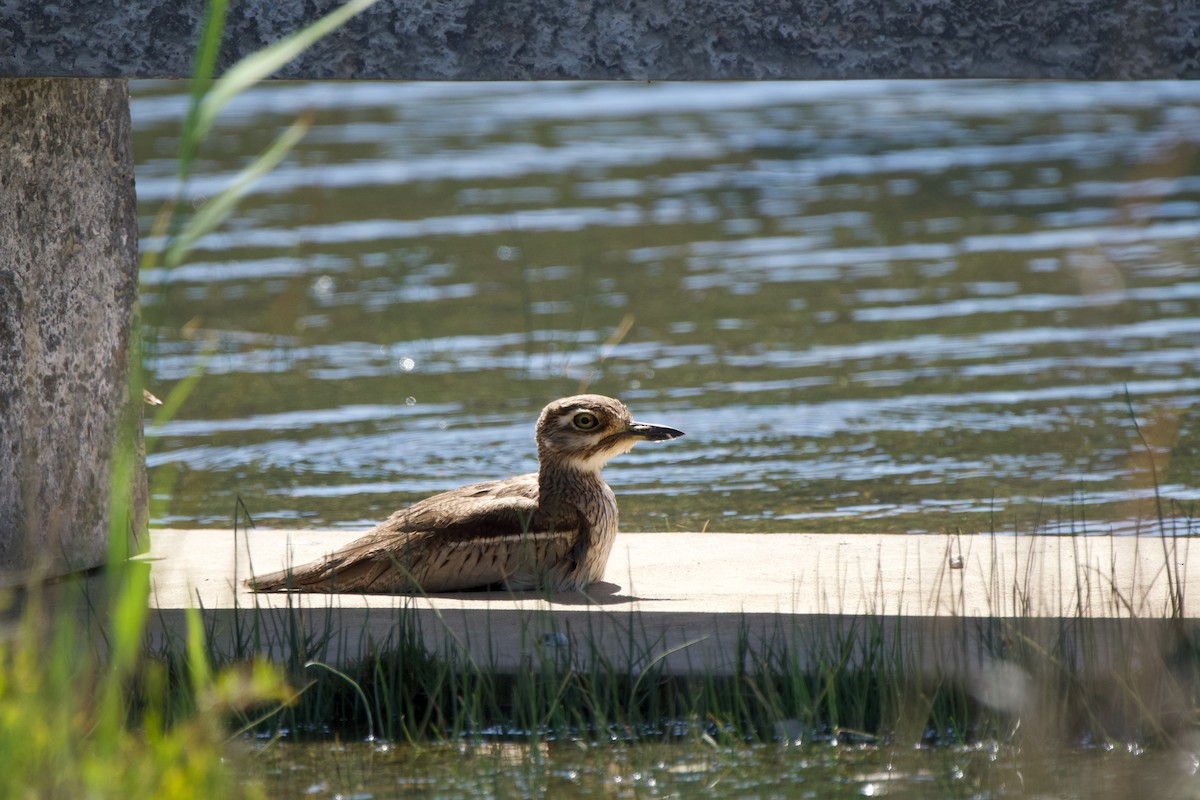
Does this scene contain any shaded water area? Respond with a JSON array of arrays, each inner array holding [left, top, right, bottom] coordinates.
[[240, 739, 1197, 798], [134, 80, 1200, 536]]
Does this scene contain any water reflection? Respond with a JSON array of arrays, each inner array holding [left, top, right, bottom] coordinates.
[[134, 81, 1200, 534], [239, 738, 1196, 799]]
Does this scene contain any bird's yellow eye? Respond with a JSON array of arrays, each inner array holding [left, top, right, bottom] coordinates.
[[572, 412, 600, 431]]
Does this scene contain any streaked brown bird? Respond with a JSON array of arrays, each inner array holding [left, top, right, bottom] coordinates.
[[247, 394, 683, 594]]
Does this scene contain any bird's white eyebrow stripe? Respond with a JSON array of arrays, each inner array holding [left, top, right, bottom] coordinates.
[[557, 409, 594, 426]]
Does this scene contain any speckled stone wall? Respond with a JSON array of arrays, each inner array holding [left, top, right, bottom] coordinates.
[[1, 0, 1197, 80], [0, 79, 146, 577]]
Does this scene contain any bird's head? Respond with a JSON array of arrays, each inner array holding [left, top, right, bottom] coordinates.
[[535, 394, 684, 473]]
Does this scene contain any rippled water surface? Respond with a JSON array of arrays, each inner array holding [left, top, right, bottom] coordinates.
[[133, 81, 1200, 534], [240, 738, 1195, 799]]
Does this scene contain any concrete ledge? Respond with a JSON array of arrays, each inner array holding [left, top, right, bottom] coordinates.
[[3, 1, 1198, 80], [0, 78, 146, 577], [146, 529, 1200, 674]]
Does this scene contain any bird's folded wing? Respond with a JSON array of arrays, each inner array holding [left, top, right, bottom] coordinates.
[[247, 483, 583, 593], [379, 473, 540, 533]]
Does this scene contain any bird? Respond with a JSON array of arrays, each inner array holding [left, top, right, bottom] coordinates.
[[246, 394, 684, 594]]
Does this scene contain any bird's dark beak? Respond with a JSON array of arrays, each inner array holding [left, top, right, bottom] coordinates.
[[626, 421, 685, 442]]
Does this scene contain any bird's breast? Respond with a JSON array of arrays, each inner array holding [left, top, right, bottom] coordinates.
[[538, 468, 621, 586], [570, 479, 619, 583]]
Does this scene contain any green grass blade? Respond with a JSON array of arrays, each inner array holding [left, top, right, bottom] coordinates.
[[306, 660, 376, 741], [194, 0, 378, 141], [178, 0, 230, 183], [165, 114, 312, 268], [187, 606, 215, 696]]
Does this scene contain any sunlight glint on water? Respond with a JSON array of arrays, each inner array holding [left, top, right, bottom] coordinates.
[[239, 739, 1190, 799]]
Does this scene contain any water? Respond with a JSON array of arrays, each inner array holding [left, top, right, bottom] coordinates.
[[239, 738, 1197, 799], [132, 81, 1200, 535]]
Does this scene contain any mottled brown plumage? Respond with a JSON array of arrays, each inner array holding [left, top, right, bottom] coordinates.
[[246, 395, 683, 593]]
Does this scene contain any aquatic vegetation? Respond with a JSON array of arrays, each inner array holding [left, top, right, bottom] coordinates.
[[170, 513, 1200, 751], [0, 562, 288, 799]]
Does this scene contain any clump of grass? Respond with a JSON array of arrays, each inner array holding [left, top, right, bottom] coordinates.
[[0, 564, 291, 799], [154, 544, 1200, 751], [173, 405, 1200, 751], [130, 395, 1200, 754], [0, 409, 287, 798]]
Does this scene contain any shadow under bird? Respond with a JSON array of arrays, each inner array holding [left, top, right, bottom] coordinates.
[[246, 394, 684, 594]]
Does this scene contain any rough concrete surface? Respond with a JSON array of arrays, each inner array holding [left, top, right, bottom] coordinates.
[[1, 0, 1197, 80], [146, 530, 1200, 674], [0, 78, 146, 577]]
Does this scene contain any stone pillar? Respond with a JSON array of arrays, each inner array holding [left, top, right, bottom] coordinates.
[[0, 78, 146, 579]]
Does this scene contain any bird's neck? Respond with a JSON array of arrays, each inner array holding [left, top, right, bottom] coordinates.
[[537, 452, 621, 586], [537, 455, 608, 508]]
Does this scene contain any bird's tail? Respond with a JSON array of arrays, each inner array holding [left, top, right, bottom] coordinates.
[[244, 558, 348, 592], [244, 532, 406, 593]]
